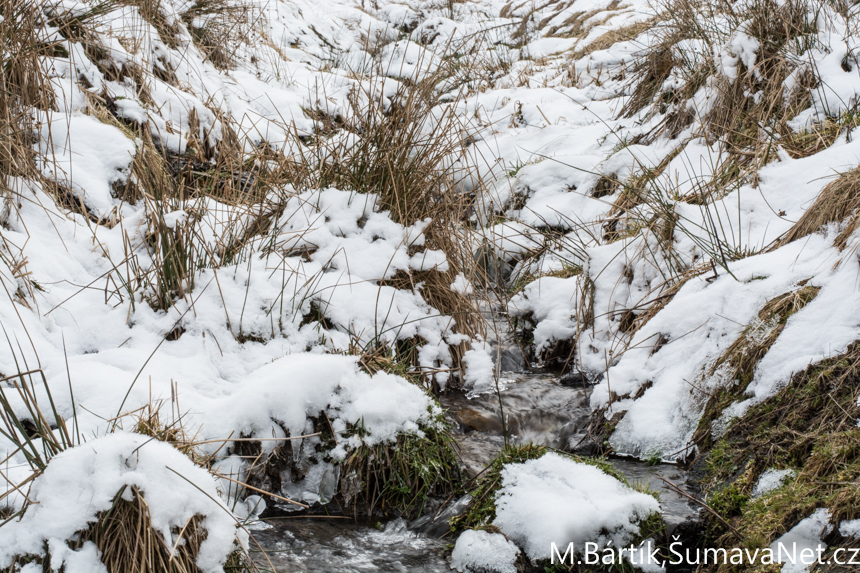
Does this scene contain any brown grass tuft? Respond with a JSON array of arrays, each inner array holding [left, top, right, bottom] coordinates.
[[778, 166, 860, 249], [693, 283, 820, 448], [0, 0, 54, 186]]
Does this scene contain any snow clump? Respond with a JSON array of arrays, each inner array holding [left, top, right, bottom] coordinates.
[[493, 453, 660, 562]]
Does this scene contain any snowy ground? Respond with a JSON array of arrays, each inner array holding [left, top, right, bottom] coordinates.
[[3, 0, 860, 569]]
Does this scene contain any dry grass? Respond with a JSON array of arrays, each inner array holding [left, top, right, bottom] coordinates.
[[621, 263, 708, 341], [778, 166, 860, 249], [695, 343, 860, 567], [693, 284, 820, 448], [181, 0, 259, 70], [602, 143, 686, 243], [287, 60, 488, 363], [0, 0, 54, 184], [620, 0, 834, 177], [3, 486, 252, 573], [570, 18, 653, 60], [542, 0, 621, 39]]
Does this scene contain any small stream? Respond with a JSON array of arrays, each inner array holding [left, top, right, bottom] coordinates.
[[252, 368, 700, 571]]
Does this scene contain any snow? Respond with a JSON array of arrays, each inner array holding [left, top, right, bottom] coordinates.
[[771, 509, 832, 573], [493, 453, 660, 562], [201, 353, 438, 460], [752, 468, 797, 498], [8, 0, 860, 565], [451, 529, 520, 573], [0, 433, 242, 573], [839, 518, 860, 539], [36, 113, 135, 215]]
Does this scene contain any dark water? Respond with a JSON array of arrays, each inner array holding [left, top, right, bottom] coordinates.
[[252, 370, 699, 571]]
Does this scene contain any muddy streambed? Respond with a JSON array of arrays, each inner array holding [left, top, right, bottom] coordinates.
[[252, 372, 699, 572]]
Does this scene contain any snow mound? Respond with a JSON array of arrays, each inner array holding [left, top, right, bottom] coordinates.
[[203, 353, 439, 459], [0, 433, 241, 573], [493, 453, 660, 561], [451, 529, 520, 573]]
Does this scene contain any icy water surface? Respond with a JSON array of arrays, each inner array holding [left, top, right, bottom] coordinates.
[[253, 370, 699, 571]]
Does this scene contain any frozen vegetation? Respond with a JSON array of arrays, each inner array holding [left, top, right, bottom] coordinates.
[[4, 0, 860, 570]]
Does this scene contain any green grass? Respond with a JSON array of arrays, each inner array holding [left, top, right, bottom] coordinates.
[[340, 408, 462, 518], [692, 343, 860, 570]]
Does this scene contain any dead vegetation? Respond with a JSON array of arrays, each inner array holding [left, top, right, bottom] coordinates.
[[693, 342, 860, 569], [3, 488, 249, 573], [693, 283, 820, 449], [181, 0, 259, 70], [778, 166, 860, 249], [621, 0, 837, 171], [570, 18, 653, 60], [0, 345, 256, 572], [0, 0, 53, 186]]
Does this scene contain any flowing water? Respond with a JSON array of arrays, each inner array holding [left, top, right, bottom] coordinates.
[[251, 518, 451, 572], [253, 361, 700, 571]]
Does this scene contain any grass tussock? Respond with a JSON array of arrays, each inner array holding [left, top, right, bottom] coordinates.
[[2, 486, 252, 573], [450, 444, 664, 573], [289, 58, 488, 364], [1, 0, 54, 186], [340, 414, 462, 518], [694, 284, 820, 449], [621, 0, 836, 171], [450, 443, 653, 532], [694, 343, 860, 570], [0, 353, 255, 572], [778, 166, 860, 249]]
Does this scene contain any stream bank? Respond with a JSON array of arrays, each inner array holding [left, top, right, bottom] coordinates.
[[252, 369, 702, 572]]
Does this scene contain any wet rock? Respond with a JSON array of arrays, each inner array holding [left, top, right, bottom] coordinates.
[[559, 371, 589, 387], [569, 434, 601, 457], [665, 517, 705, 572], [409, 494, 472, 537], [455, 408, 504, 434]]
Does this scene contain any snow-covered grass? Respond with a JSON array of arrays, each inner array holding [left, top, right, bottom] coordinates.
[[450, 445, 662, 569], [695, 344, 860, 557], [6, 0, 860, 567]]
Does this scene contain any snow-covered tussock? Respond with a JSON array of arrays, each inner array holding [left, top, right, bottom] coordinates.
[[0, 433, 241, 573], [493, 454, 660, 561]]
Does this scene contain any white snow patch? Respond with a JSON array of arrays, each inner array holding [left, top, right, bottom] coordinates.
[[839, 518, 860, 539], [0, 433, 242, 573], [752, 468, 796, 498], [771, 508, 832, 573], [451, 529, 520, 573]]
